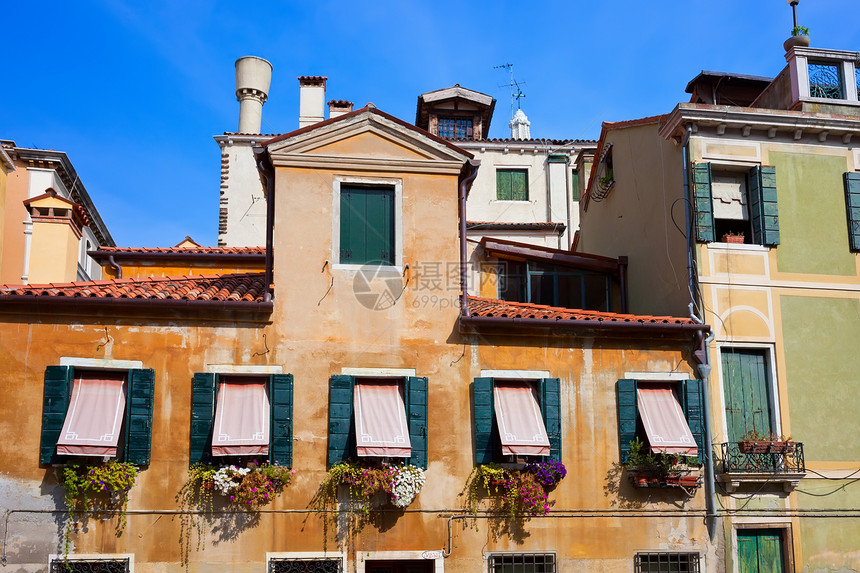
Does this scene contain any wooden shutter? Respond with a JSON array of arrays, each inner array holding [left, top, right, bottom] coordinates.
[[738, 530, 785, 573], [40, 366, 74, 464], [843, 172, 860, 251], [125, 368, 155, 465], [340, 186, 394, 266], [721, 349, 772, 444], [327, 375, 355, 467], [749, 165, 780, 246], [405, 376, 428, 469], [538, 378, 562, 461], [511, 170, 528, 201], [473, 377, 497, 464], [616, 379, 638, 463], [496, 170, 512, 200], [189, 373, 216, 466], [691, 163, 716, 242], [678, 379, 706, 462], [269, 374, 294, 467]]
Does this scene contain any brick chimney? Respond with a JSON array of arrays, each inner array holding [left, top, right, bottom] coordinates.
[[328, 100, 353, 119]]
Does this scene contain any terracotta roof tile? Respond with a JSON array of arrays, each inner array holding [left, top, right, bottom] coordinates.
[[467, 221, 566, 231], [0, 273, 267, 303], [95, 246, 265, 255], [467, 296, 695, 325]]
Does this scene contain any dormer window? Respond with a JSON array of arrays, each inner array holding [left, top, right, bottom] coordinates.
[[808, 61, 844, 99], [438, 117, 473, 139]]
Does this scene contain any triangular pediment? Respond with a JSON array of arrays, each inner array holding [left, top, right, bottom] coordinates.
[[266, 107, 471, 175]]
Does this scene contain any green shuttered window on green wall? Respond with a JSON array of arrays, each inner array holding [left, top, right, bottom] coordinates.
[[843, 172, 860, 251], [340, 185, 395, 265], [39, 366, 155, 465], [189, 373, 293, 467], [327, 375, 428, 469], [472, 377, 562, 464], [616, 378, 706, 464], [496, 169, 529, 201]]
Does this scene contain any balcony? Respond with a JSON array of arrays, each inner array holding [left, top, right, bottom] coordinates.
[[716, 441, 806, 492]]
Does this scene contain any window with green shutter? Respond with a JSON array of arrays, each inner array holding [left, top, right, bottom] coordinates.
[[496, 169, 529, 201], [472, 377, 562, 464], [615, 378, 706, 463], [327, 375, 428, 469], [189, 373, 293, 467], [39, 366, 155, 465], [339, 185, 395, 265]]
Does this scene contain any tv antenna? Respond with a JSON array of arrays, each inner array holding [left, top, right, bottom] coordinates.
[[495, 63, 526, 121]]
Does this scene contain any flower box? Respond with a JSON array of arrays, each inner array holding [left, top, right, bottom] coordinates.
[[738, 440, 795, 454], [722, 233, 745, 244], [629, 470, 700, 489]]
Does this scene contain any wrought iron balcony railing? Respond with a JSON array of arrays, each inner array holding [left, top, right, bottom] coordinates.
[[717, 442, 805, 474]]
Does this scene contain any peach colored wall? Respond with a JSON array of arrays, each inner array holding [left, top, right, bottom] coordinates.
[[27, 220, 80, 283], [101, 260, 264, 280], [0, 163, 28, 283]]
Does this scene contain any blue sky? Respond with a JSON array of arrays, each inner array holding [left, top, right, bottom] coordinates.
[[3, 0, 857, 247]]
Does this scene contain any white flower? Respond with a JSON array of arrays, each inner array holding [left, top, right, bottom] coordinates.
[[212, 465, 250, 496], [389, 465, 425, 508]]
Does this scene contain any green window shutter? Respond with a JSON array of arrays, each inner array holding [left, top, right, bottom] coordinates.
[[691, 163, 715, 242], [538, 378, 562, 461], [571, 170, 580, 201], [843, 172, 860, 251], [473, 377, 497, 464], [678, 379, 706, 462], [405, 376, 428, 469], [616, 379, 638, 463], [511, 170, 528, 200], [269, 374, 294, 467], [190, 373, 216, 467], [40, 366, 73, 464], [496, 170, 512, 200], [749, 165, 780, 246], [327, 375, 355, 467], [340, 186, 395, 265], [125, 368, 155, 466], [721, 349, 772, 444]]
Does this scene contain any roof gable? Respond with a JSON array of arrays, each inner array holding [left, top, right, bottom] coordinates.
[[266, 106, 472, 175]]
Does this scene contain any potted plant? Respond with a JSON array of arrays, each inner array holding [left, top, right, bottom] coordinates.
[[722, 231, 745, 244], [461, 460, 566, 524], [784, 26, 810, 51], [738, 430, 794, 454], [624, 438, 702, 489]]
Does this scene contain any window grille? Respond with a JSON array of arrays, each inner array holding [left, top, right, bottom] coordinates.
[[808, 62, 844, 99], [489, 553, 556, 573], [438, 117, 473, 139], [635, 552, 700, 573], [50, 559, 130, 573], [269, 558, 342, 573]]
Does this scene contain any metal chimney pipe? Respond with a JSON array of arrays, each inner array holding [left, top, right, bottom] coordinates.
[[235, 56, 273, 134]]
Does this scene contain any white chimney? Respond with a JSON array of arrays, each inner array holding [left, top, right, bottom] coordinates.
[[510, 108, 531, 140], [328, 99, 353, 119], [299, 76, 327, 127], [235, 56, 272, 134]]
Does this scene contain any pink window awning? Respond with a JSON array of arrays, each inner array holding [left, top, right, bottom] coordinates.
[[354, 380, 411, 458], [637, 384, 698, 456], [57, 371, 127, 457], [494, 381, 550, 456], [212, 376, 270, 457]]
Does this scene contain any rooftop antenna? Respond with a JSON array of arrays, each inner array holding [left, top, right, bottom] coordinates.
[[495, 63, 527, 121]]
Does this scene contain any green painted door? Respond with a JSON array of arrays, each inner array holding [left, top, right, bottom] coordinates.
[[738, 530, 784, 573], [722, 349, 772, 442]]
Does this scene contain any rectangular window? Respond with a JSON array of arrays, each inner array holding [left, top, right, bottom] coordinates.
[[496, 169, 529, 201], [473, 377, 561, 464], [634, 552, 700, 573], [438, 117, 473, 139], [637, 384, 698, 456], [616, 379, 705, 464], [327, 375, 427, 468], [843, 172, 860, 251], [50, 558, 130, 573], [354, 379, 412, 458], [269, 559, 342, 573], [808, 61, 844, 99], [497, 260, 611, 311], [40, 366, 154, 465], [339, 185, 395, 265], [190, 373, 293, 467], [692, 163, 779, 246], [721, 349, 774, 443], [489, 553, 556, 573], [737, 530, 786, 573], [571, 170, 580, 201]]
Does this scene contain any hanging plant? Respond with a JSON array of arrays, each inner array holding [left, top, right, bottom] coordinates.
[[57, 461, 139, 557], [313, 462, 425, 537]]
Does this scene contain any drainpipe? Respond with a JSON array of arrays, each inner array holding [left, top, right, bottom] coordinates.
[[107, 255, 122, 279], [458, 159, 480, 317], [681, 124, 718, 538], [255, 149, 275, 303]]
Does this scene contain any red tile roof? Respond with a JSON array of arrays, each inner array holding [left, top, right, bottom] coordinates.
[[467, 296, 696, 325], [467, 221, 566, 231], [0, 273, 267, 303], [95, 246, 265, 255]]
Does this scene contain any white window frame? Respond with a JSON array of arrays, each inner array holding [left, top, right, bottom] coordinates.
[[331, 175, 403, 272]]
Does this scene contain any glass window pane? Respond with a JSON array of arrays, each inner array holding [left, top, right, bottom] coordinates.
[[529, 273, 554, 306], [557, 274, 583, 309], [583, 274, 609, 311]]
